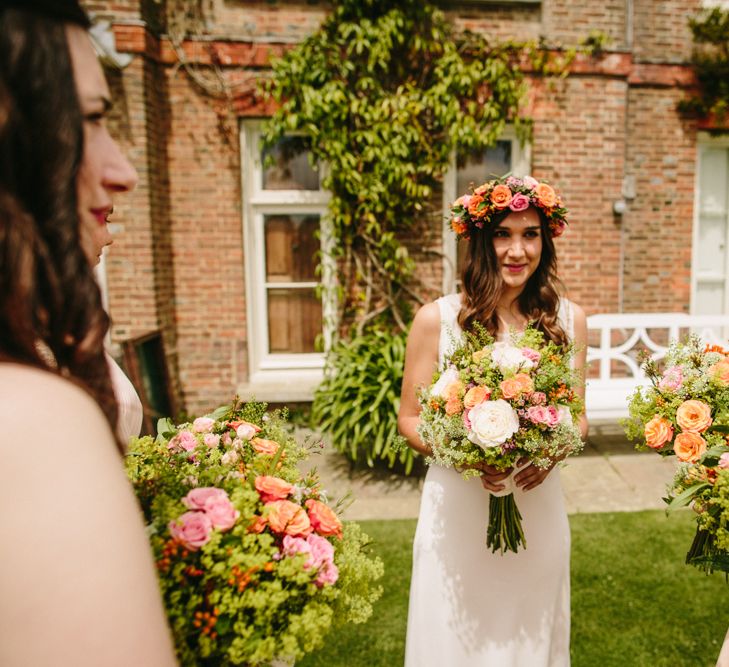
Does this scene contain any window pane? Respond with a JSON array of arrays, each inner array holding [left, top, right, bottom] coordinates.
[[267, 288, 322, 353], [695, 280, 724, 315], [262, 136, 319, 191], [264, 214, 320, 283], [456, 141, 512, 195], [699, 147, 728, 216], [696, 214, 726, 276]]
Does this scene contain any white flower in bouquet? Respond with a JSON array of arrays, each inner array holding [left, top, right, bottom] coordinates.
[[467, 399, 520, 449], [430, 366, 460, 398], [491, 341, 537, 374]]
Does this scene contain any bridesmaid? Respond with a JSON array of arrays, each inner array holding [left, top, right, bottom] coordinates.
[[0, 2, 176, 664]]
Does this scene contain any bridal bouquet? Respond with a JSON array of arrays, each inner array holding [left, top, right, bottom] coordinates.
[[624, 337, 729, 573], [417, 324, 584, 554], [126, 399, 383, 666]]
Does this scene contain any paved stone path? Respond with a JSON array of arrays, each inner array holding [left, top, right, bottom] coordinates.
[[298, 421, 678, 521]]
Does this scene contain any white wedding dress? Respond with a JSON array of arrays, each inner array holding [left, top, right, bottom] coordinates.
[[405, 293, 574, 667]]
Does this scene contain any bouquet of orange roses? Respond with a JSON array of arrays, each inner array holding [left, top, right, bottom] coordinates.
[[417, 324, 584, 554], [625, 337, 729, 573], [126, 399, 383, 666]]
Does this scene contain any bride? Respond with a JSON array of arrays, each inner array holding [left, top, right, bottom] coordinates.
[[398, 175, 588, 666]]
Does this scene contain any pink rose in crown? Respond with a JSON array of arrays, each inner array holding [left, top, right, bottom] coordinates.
[[203, 433, 220, 448], [658, 365, 684, 392], [193, 417, 215, 433], [509, 193, 530, 212], [168, 430, 198, 454], [204, 494, 240, 531], [719, 453, 729, 470], [169, 511, 213, 551], [182, 487, 227, 511]]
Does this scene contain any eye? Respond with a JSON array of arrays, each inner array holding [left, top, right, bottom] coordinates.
[[493, 229, 509, 238], [84, 111, 105, 125]]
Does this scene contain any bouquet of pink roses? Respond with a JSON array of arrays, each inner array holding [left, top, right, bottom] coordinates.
[[625, 337, 729, 573], [126, 399, 383, 666], [417, 324, 583, 553]]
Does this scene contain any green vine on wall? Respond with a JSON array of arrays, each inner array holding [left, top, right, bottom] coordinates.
[[680, 7, 729, 121], [264, 0, 583, 337]]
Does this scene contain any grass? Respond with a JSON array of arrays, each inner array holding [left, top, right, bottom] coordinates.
[[299, 511, 727, 667]]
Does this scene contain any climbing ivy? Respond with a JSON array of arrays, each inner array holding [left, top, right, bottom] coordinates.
[[264, 0, 578, 335], [680, 6, 729, 121]]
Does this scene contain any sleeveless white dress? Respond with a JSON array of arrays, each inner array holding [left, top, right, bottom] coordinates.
[[106, 353, 143, 447], [404, 293, 574, 667]]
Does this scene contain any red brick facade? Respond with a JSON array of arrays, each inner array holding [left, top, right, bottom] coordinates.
[[81, 0, 710, 414]]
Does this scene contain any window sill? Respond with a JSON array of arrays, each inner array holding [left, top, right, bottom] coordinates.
[[237, 369, 323, 403]]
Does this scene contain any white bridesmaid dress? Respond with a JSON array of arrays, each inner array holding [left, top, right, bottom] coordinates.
[[106, 352, 143, 447], [404, 293, 574, 667]]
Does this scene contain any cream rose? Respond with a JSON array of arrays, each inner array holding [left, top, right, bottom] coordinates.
[[431, 366, 460, 399], [491, 342, 536, 374], [466, 399, 520, 449]]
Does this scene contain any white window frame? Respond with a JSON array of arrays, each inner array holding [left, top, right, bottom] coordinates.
[[240, 122, 335, 393], [692, 132, 729, 316], [441, 128, 531, 294]]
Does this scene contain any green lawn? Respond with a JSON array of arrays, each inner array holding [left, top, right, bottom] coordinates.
[[299, 511, 727, 667]]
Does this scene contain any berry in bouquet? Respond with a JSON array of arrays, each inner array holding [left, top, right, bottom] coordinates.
[[125, 399, 384, 666], [624, 337, 729, 574], [417, 323, 584, 554]]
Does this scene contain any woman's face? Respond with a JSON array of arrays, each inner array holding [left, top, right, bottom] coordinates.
[[492, 206, 543, 292], [67, 26, 137, 266]]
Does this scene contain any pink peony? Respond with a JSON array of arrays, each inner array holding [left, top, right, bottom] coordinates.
[[182, 487, 227, 511], [204, 494, 240, 531], [192, 417, 215, 433], [168, 430, 198, 454], [658, 366, 684, 392], [315, 560, 339, 587], [719, 453, 729, 470], [203, 433, 220, 448], [281, 535, 312, 562], [509, 193, 530, 212], [169, 511, 212, 551]]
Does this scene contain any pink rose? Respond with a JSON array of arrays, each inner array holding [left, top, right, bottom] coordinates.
[[522, 175, 538, 190], [509, 193, 530, 212], [658, 366, 684, 392], [168, 430, 198, 453], [521, 347, 540, 364], [204, 494, 240, 531], [315, 561, 339, 587], [719, 453, 729, 470], [281, 535, 312, 562], [169, 511, 212, 551], [182, 487, 227, 511], [193, 417, 215, 433], [526, 405, 548, 424], [544, 405, 561, 427], [455, 194, 472, 209], [203, 433, 221, 448]]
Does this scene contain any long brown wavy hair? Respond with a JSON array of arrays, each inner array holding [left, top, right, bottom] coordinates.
[[457, 206, 568, 346], [0, 6, 119, 440]]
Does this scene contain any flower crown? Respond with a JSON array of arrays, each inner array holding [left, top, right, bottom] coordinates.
[[449, 175, 568, 241]]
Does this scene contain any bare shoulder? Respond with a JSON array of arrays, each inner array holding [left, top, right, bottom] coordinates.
[[570, 301, 587, 330], [410, 301, 441, 337]]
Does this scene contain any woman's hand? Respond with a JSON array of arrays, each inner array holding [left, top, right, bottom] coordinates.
[[478, 462, 513, 492], [513, 456, 556, 491]]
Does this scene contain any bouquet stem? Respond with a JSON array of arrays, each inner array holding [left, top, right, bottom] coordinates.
[[487, 493, 526, 554], [685, 526, 729, 575]]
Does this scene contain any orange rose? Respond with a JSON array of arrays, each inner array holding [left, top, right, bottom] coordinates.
[[467, 193, 485, 217], [306, 499, 343, 539], [673, 431, 707, 463], [266, 499, 312, 536], [500, 373, 533, 400], [710, 359, 729, 386], [252, 437, 281, 456], [643, 415, 674, 449], [535, 183, 557, 208], [445, 397, 463, 416], [490, 184, 512, 209], [463, 385, 490, 409], [444, 380, 464, 400], [675, 399, 712, 433], [451, 216, 468, 236], [247, 515, 267, 534], [254, 475, 293, 503]]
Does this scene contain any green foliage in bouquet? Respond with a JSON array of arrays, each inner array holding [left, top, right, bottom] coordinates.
[[126, 399, 384, 666], [624, 336, 729, 574], [311, 328, 415, 474]]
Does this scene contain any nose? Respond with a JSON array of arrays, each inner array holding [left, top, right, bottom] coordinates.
[[507, 237, 526, 259], [103, 137, 138, 193]]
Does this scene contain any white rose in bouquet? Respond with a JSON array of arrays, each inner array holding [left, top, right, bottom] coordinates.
[[491, 341, 536, 374], [467, 399, 520, 449], [430, 366, 460, 398]]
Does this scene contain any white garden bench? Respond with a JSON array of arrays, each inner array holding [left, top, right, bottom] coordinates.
[[585, 313, 729, 422]]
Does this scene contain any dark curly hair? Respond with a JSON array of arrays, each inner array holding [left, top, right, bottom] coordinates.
[[457, 206, 568, 347], [0, 5, 120, 442]]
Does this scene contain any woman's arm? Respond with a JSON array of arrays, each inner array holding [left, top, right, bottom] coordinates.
[[0, 366, 177, 667], [397, 302, 441, 457]]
